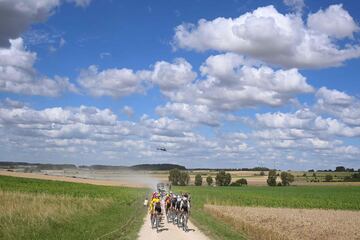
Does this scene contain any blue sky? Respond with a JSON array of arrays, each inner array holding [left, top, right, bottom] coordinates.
[[0, 0, 359, 169]]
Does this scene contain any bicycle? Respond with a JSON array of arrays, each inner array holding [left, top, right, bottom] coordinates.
[[181, 210, 189, 232]]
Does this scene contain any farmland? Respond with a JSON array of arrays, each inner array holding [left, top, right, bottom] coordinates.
[[0, 175, 147, 240], [173, 185, 360, 240]]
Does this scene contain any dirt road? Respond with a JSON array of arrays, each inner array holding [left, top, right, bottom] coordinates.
[[137, 207, 209, 240]]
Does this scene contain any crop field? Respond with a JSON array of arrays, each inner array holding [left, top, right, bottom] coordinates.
[[0, 175, 147, 240], [174, 185, 360, 240], [206, 205, 360, 240]]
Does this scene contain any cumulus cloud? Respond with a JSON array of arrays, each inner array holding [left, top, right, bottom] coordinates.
[[308, 4, 359, 39], [0, 0, 92, 47], [283, 0, 305, 13], [144, 58, 197, 92], [163, 53, 313, 112], [255, 108, 360, 138], [77, 65, 145, 98], [315, 87, 360, 126], [173, 5, 360, 68], [0, 38, 77, 96], [122, 105, 134, 118], [156, 102, 221, 126]]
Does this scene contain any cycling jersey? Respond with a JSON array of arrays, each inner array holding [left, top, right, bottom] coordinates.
[[180, 199, 190, 213], [149, 198, 161, 213]]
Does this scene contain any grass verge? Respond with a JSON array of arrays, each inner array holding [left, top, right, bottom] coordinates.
[[0, 175, 147, 240]]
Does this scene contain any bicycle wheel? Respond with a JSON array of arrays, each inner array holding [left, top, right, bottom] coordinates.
[[183, 213, 188, 232]]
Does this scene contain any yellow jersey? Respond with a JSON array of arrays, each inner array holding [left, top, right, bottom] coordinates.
[[149, 198, 160, 213]]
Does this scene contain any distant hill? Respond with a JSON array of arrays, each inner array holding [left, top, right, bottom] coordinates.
[[0, 161, 77, 170], [86, 165, 129, 170], [188, 167, 271, 171], [0, 161, 186, 171], [131, 164, 186, 171]]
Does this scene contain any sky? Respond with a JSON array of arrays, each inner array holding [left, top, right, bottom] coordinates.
[[0, 0, 359, 170]]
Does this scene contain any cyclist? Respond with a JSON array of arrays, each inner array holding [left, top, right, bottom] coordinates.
[[180, 195, 190, 231], [165, 193, 171, 215], [175, 195, 182, 223], [149, 192, 161, 225]]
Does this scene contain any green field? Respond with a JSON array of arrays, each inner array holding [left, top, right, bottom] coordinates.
[[0, 175, 147, 240], [174, 185, 360, 240]]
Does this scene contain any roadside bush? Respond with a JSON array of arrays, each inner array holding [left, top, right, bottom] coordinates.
[[280, 171, 294, 186], [195, 174, 203, 186], [206, 176, 213, 186], [325, 175, 333, 182], [267, 170, 277, 186], [230, 178, 248, 186], [215, 171, 232, 186], [260, 171, 265, 176], [344, 173, 360, 182]]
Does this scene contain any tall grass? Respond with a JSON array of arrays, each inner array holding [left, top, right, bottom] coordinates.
[[0, 175, 147, 240]]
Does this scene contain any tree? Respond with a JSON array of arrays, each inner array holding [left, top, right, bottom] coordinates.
[[325, 174, 333, 182], [280, 171, 295, 186], [267, 170, 277, 186], [179, 171, 190, 186], [169, 169, 181, 185], [206, 176, 213, 186], [195, 174, 203, 186], [224, 173, 232, 186], [168, 169, 190, 186], [335, 166, 346, 172], [260, 171, 265, 176], [215, 171, 232, 186]]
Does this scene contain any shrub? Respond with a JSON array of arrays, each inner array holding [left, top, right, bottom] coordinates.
[[230, 178, 248, 186], [267, 170, 277, 186], [280, 171, 295, 186], [206, 176, 213, 186], [260, 171, 265, 176], [195, 174, 203, 186], [277, 182, 282, 186], [325, 175, 333, 182]]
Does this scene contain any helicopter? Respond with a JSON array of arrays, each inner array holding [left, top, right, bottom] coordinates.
[[156, 147, 167, 152]]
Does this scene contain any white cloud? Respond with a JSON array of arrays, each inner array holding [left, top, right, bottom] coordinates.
[[256, 108, 360, 138], [283, 0, 305, 13], [77, 65, 145, 98], [66, 0, 91, 8], [173, 5, 360, 68], [0, 38, 77, 96], [0, 0, 91, 47], [315, 87, 360, 126], [156, 102, 221, 126], [308, 4, 359, 39], [165, 53, 313, 111], [146, 58, 197, 92], [122, 105, 134, 118]]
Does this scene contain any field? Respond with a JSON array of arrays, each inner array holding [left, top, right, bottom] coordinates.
[[1, 169, 360, 240], [205, 205, 360, 240], [0, 175, 147, 240], [173, 185, 360, 240]]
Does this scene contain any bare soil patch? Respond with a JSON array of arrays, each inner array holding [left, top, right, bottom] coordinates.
[[205, 204, 360, 240], [0, 170, 147, 188]]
